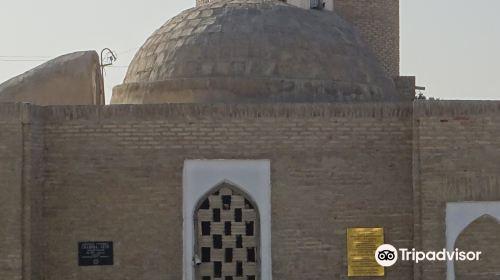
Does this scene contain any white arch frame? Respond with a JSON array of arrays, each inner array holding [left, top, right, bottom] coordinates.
[[446, 201, 500, 280], [183, 160, 272, 280]]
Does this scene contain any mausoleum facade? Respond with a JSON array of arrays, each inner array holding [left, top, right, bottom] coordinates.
[[0, 1, 499, 280]]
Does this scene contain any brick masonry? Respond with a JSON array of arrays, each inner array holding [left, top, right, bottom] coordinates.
[[1, 101, 499, 279], [0, 104, 45, 280], [115, 0, 401, 105], [334, 0, 400, 77], [412, 101, 500, 279], [194, 0, 400, 77], [0, 104, 23, 280]]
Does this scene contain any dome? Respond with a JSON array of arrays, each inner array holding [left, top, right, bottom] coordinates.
[[111, 0, 402, 104]]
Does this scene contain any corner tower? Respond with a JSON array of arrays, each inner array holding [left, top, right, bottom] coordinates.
[[334, 0, 400, 77]]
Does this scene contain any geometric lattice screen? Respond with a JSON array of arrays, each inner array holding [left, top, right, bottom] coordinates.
[[195, 183, 260, 280]]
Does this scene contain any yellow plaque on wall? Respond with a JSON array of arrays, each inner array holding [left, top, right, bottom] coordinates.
[[347, 228, 385, 277]]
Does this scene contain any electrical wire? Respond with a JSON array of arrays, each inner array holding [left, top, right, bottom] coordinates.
[[0, 51, 132, 68], [0, 55, 51, 58], [0, 59, 48, 62]]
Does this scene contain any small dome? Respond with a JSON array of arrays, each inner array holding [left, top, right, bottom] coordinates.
[[112, 0, 402, 104]]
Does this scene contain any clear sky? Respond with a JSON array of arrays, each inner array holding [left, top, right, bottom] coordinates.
[[0, 0, 498, 103]]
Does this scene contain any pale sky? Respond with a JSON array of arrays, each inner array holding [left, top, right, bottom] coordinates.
[[0, 0, 499, 103]]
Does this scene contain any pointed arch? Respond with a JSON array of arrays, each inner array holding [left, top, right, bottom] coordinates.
[[193, 181, 261, 279], [183, 160, 271, 280], [446, 202, 500, 280], [453, 214, 500, 249], [454, 214, 500, 279], [193, 180, 260, 217]]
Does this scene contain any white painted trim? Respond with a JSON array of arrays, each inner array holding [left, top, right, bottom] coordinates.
[[446, 201, 500, 280], [183, 160, 272, 280]]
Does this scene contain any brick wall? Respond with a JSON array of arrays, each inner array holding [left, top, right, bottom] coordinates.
[[413, 101, 500, 279], [0, 104, 45, 280], [5, 100, 500, 279], [0, 104, 23, 280], [23, 107, 45, 280], [334, 0, 400, 77], [38, 103, 413, 280]]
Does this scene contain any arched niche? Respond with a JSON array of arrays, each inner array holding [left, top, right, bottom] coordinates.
[[454, 214, 500, 280], [446, 202, 500, 280], [183, 160, 271, 280], [194, 182, 261, 279]]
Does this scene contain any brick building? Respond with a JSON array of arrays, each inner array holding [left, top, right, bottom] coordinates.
[[0, 1, 499, 280]]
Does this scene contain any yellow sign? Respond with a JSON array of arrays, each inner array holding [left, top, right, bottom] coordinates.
[[347, 228, 385, 277]]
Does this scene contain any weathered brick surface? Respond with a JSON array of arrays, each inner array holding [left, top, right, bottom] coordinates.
[[195, 0, 400, 78], [23, 107, 45, 280], [0, 104, 45, 280], [413, 101, 500, 279], [115, 0, 401, 105], [334, 0, 400, 77], [6, 100, 500, 280], [37, 103, 413, 280], [0, 104, 23, 280]]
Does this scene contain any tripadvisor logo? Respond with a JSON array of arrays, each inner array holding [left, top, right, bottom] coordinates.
[[375, 244, 482, 267]]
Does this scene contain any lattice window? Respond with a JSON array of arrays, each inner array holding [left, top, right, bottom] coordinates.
[[195, 183, 260, 280]]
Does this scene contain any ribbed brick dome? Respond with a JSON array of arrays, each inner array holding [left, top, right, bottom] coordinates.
[[112, 0, 402, 104]]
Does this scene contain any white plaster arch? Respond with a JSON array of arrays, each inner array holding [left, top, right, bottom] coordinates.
[[446, 202, 500, 280], [183, 160, 271, 280]]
